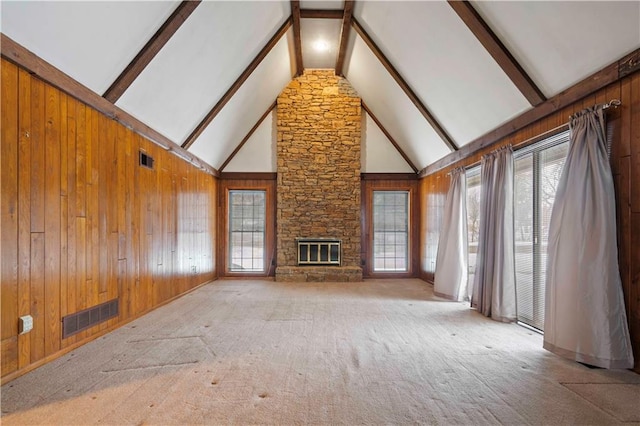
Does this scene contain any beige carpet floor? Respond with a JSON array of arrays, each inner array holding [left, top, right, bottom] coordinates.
[[1, 278, 639, 425]]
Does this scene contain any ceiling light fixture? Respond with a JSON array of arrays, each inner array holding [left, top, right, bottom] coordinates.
[[312, 40, 330, 52]]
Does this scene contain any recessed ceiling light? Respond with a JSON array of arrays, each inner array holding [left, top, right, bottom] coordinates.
[[313, 40, 330, 52]]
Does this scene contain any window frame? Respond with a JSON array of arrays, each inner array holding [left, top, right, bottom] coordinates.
[[362, 179, 418, 278], [227, 190, 267, 273], [218, 178, 276, 278], [372, 190, 411, 273]]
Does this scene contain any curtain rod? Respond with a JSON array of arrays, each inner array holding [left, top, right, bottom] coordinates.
[[602, 99, 621, 110], [443, 99, 623, 176]]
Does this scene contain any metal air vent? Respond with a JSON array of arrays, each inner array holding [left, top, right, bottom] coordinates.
[[139, 151, 154, 169], [62, 299, 119, 339]]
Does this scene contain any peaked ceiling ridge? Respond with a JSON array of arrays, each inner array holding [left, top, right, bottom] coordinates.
[[300, 9, 344, 19]]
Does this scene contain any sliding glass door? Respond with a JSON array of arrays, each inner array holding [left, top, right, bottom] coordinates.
[[514, 132, 569, 330], [466, 167, 481, 298]]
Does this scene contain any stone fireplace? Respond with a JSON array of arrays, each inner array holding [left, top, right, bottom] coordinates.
[[275, 70, 362, 282]]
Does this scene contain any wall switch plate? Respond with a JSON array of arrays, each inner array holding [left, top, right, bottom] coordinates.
[[19, 315, 33, 335]]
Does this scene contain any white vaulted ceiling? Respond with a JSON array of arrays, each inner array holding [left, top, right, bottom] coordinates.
[[0, 1, 179, 94], [1, 0, 639, 173], [472, 1, 640, 97], [116, 1, 289, 144]]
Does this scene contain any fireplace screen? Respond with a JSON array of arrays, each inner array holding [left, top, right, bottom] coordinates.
[[297, 238, 341, 266]]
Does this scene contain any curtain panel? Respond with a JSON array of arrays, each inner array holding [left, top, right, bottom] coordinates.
[[472, 147, 517, 322], [544, 106, 633, 369], [434, 168, 468, 301]]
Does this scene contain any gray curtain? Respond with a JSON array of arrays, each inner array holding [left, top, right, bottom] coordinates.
[[544, 106, 633, 369], [472, 147, 517, 322], [434, 168, 468, 301]]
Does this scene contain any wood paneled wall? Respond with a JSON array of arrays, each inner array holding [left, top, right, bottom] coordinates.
[[1, 59, 217, 381], [419, 70, 640, 371]]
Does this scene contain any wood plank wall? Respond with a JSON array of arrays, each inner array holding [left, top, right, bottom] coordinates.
[[419, 70, 640, 372], [0, 59, 217, 381]]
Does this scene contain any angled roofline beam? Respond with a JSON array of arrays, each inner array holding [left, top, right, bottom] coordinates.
[[219, 101, 277, 172], [300, 9, 344, 19], [181, 17, 292, 150], [291, 0, 304, 77], [351, 17, 458, 152], [103, 0, 201, 103], [335, 1, 354, 76], [361, 101, 419, 173], [420, 47, 640, 177], [448, 0, 546, 106], [0, 33, 218, 176]]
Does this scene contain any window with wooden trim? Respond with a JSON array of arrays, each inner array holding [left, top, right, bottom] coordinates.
[[228, 190, 266, 272], [373, 191, 409, 272]]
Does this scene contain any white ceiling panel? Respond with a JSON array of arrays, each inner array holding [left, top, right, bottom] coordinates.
[[301, 18, 342, 69], [188, 35, 292, 169], [223, 111, 276, 173], [344, 32, 450, 170], [0, 1, 178, 94], [116, 1, 289, 144], [473, 1, 640, 97], [354, 1, 531, 147], [362, 113, 414, 173], [300, 1, 344, 10]]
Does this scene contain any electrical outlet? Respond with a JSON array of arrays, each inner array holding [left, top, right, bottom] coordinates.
[[19, 315, 33, 335]]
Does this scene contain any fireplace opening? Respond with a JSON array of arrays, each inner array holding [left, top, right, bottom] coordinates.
[[297, 238, 341, 266]]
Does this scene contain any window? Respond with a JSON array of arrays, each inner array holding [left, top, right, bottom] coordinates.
[[466, 166, 481, 293], [373, 191, 409, 272], [514, 131, 569, 331], [228, 190, 266, 272]]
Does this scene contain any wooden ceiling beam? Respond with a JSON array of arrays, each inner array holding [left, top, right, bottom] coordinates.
[[219, 101, 277, 172], [361, 101, 419, 173], [300, 9, 344, 19], [103, 0, 201, 103], [420, 47, 640, 177], [291, 0, 304, 77], [181, 18, 292, 150], [335, 1, 354, 76], [448, 0, 546, 106], [351, 18, 458, 152], [1, 33, 218, 176]]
